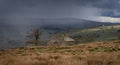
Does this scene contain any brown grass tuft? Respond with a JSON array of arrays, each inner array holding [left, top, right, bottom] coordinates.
[[0, 41, 120, 65]]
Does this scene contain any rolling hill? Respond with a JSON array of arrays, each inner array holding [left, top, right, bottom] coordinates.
[[69, 25, 120, 43], [0, 18, 120, 49]]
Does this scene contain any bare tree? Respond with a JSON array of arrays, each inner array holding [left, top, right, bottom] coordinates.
[[25, 28, 42, 46]]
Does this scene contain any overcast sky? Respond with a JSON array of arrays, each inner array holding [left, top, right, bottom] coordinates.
[[0, 0, 120, 23]]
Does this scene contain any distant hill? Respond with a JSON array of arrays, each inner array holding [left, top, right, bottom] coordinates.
[[32, 18, 120, 30], [0, 18, 120, 49]]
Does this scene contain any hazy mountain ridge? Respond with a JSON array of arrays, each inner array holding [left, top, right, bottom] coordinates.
[[32, 18, 120, 29], [0, 18, 120, 49]]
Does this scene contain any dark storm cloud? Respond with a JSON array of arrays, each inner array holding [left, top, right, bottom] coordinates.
[[92, 0, 120, 18], [93, 0, 120, 9], [0, 0, 120, 24], [76, 0, 120, 9], [76, 0, 120, 18], [101, 10, 120, 18], [0, 0, 76, 18]]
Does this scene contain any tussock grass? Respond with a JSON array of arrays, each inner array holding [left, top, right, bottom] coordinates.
[[0, 41, 120, 65]]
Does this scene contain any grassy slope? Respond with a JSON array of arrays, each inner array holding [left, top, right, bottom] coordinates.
[[69, 25, 120, 42], [0, 41, 120, 65]]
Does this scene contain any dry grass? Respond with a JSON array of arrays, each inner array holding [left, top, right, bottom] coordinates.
[[0, 41, 120, 65]]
